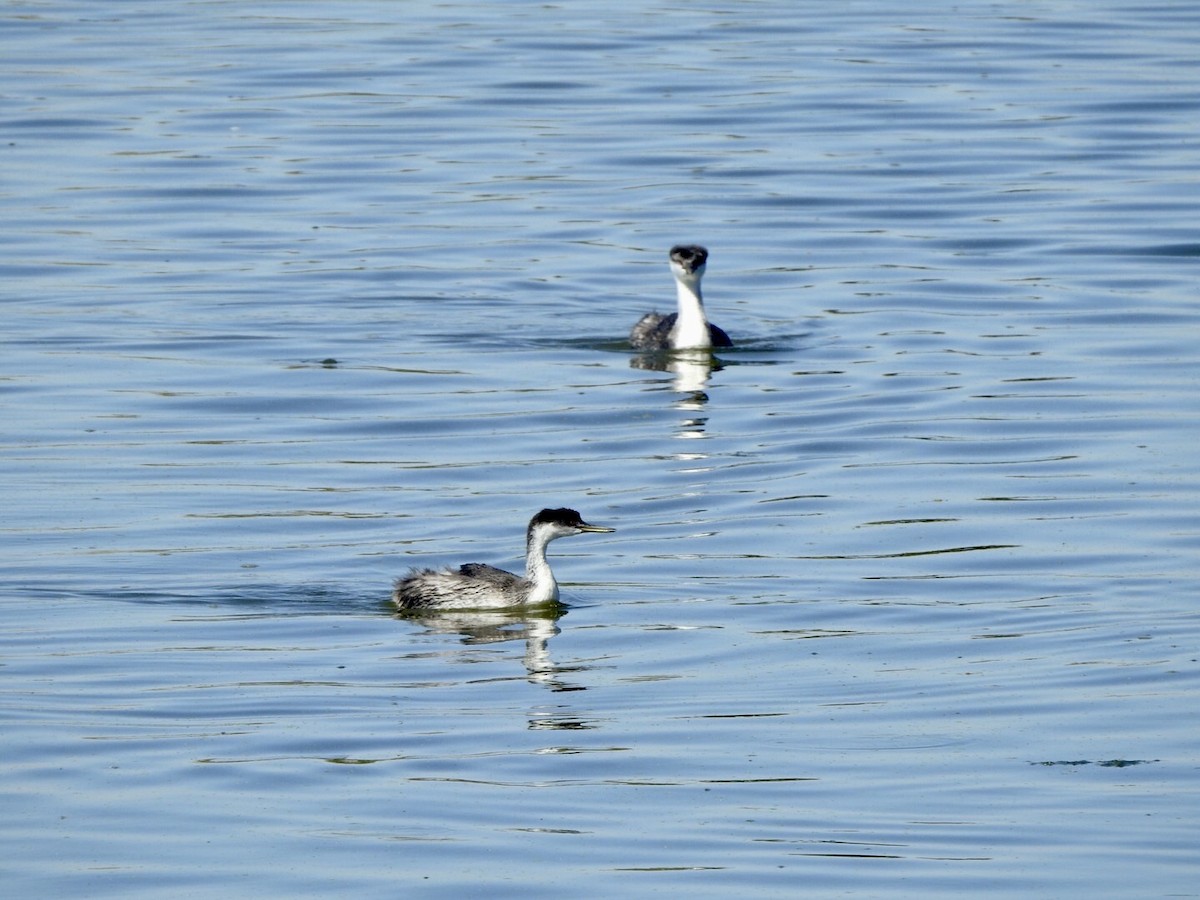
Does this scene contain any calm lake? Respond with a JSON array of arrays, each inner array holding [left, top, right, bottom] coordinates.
[[3, 1, 1199, 897]]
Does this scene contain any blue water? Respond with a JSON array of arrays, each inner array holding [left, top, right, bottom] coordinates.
[[3, 1, 1199, 897]]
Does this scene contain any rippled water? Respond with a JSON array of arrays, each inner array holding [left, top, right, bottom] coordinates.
[[4, 1, 1199, 897]]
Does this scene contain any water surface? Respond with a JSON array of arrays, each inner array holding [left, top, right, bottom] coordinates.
[[3, 1, 1199, 897]]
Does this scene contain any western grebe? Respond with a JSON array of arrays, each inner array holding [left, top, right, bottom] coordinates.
[[630, 244, 733, 351], [392, 508, 615, 611]]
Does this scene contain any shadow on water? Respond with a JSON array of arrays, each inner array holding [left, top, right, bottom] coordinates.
[[558, 331, 817, 356], [397, 603, 588, 692], [64, 585, 390, 617], [630, 348, 724, 397], [66, 586, 594, 692], [554, 332, 815, 400]]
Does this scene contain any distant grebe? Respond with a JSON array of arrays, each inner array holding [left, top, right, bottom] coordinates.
[[629, 244, 733, 351], [392, 508, 615, 611]]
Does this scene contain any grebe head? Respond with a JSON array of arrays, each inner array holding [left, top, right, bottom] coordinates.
[[528, 507, 616, 543], [669, 244, 708, 288]]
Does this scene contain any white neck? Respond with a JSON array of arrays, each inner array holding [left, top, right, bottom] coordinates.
[[671, 276, 711, 349], [524, 529, 560, 604]]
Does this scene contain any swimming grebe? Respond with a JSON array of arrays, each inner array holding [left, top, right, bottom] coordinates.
[[392, 508, 615, 611], [629, 244, 733, 351]]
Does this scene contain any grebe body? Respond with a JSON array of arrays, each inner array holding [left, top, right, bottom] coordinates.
[[630, 244, 732, 351], [393, 508, 614, 611]]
